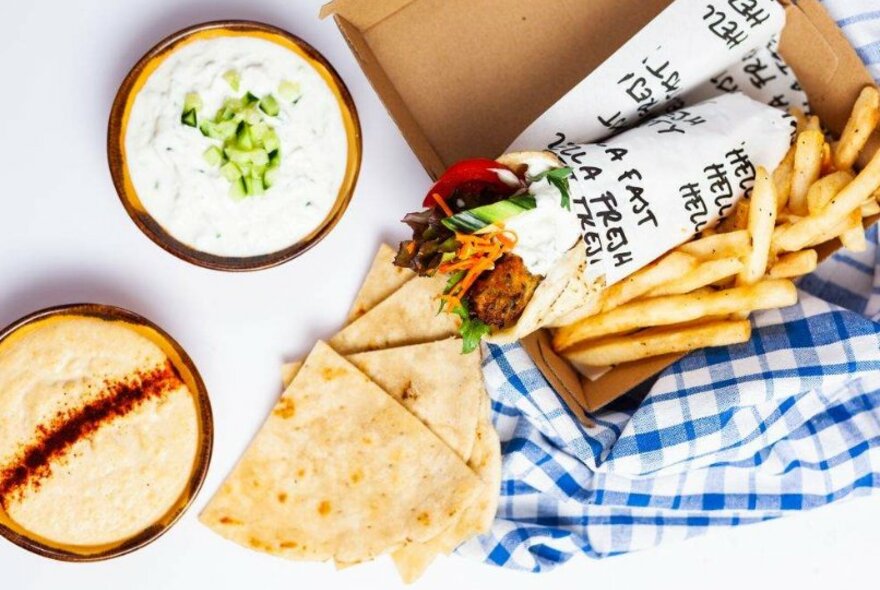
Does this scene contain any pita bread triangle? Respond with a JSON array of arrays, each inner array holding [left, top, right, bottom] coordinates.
[[330, 273, 460, 355], [347, 243, 415, 322], [201, 341, 482, 564]]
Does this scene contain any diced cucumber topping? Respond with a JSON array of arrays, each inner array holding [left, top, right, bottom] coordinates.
[[181, 92, 202, 126], [184, 92, 203, 111], [181, 108, 198, 127], [182, 84, 284, 199], [222, 69, 240, 91], [442, 194, 538, 233], [235, 122, 254, 150], [230, 176, 248, 199], [263, 129, 281, 153], [259, 94, 280, 117], [263, 162, 278, 188], [220, 162, 242, 182], [203, 146, 224, 166], [278, 80, 301, 102], [244, 174, 265, 196]]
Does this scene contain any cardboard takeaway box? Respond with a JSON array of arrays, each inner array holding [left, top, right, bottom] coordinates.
[[320, 0, 879, 421]]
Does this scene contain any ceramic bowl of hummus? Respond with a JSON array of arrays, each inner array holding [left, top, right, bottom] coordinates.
[[0, 304, 213, 561], [108, 21, 361, 271]]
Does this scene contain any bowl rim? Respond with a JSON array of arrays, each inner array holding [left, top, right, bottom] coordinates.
[[107, 20, 362, 272], [0, 303, 214, 561]]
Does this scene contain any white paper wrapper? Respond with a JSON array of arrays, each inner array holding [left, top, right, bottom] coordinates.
[[688, 35, 810, 113], [551, 92, 793, 287], [508, 0, 804, 151]]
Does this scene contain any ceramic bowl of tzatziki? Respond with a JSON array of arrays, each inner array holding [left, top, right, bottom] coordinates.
[[108, 21, 361, 271]]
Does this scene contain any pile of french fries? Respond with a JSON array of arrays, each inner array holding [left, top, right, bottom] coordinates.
[[554, 86, 880, 370]]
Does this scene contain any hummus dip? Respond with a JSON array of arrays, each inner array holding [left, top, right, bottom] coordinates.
[[0, 316, 198, 547], [124, 35, 349, 257]]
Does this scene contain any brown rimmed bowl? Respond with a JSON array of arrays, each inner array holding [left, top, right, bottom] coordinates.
[[108, 21, 362, 271], [0, 304, 213, 561]]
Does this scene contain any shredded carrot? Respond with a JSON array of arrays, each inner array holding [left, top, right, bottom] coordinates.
[[437, 229, 518, 313], [431, 193, 454, 217]]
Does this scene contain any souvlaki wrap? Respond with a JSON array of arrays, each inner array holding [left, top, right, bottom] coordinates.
[[394, 92, 793, 353]]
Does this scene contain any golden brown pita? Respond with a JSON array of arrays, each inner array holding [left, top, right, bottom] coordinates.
[[201, 342, 482, 564], [391, 392, 501, 582], [284, 340, 483, 462], [347, 244, 415, 322], [330, 275, 460, 354]]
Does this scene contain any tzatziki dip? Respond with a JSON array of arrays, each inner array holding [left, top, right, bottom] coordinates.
[[124, 35, 349, 257]]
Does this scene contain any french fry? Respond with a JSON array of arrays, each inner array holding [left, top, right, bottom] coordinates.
[[676, 229, 749, 260], [806, 170, 854, 214], [738, 166, 777, 286], [790, 107, 808, 134], [768, 250, 817, 279], [789, 129, 825, 215], [861, 198, 880, 217], [833, 86, 880, 170], [821, 142, 834, 175], [645, 257, 743, 297], [776, 212, 803, 225], [553, 279, 797, 351], [805, 209, 859, 248], [839, 209, 867, 252], [773, 146, 795, 212], [563, 320, 752, 367], [774, 147, 880, 252], [599, 252, 698, 312], [806, 115, 821, 132], [717, 199, 750, 232]]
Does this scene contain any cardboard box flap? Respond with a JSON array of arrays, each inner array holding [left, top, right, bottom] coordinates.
[[781, 1, 874, 134], [329, 12, 447, 175], [320, 0, 415, 30], [325, 0, 672, 178]]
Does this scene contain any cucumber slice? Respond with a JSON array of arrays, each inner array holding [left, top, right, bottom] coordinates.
[[183, 92, 202, 112], [243, 92, 259, 106], [222, 69, 240, 91], [225, 147, 269, 167], [235, 122, 254, 150], [263, 129, 281, 153], [278, 80, 301, 102], [264, 159, 281, 188], [203, 146, 224, 166], [220, 162, 242, 182], [230, 176, 247, 199], [181, 108, 198, 127], [249, 149, 269, 167], [249, 122, 269, 142], [441, 194, 537, 233], [259, 94, 280, 117], [199, 120, 218, 138], [244, 173, 265, 196]]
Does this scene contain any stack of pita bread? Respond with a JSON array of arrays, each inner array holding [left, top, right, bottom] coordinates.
[[200, 245, 501, 583]]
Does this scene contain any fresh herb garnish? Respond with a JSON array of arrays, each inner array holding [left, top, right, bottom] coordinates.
[[452, 301, 491, 354], [533, 166, 573, 210]]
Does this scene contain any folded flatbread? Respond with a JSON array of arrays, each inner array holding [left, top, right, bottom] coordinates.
[[201, 342, 483, 564]]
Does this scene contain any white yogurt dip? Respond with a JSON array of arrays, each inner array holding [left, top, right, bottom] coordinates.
[[125, 35, 349, 257], [505, 157, 581, 276]]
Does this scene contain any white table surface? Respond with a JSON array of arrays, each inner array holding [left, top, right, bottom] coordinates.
[[2, 1, 878, 588]]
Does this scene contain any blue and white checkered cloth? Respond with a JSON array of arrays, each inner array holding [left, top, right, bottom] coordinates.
[[459, 0, 880, 571]]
